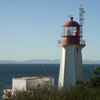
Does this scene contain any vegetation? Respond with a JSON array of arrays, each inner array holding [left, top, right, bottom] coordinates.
[[89, 67, 100, 87], [4, 66, 100, 100]]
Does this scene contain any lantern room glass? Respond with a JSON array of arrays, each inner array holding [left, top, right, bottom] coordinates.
[[63, 27, 77, 36]]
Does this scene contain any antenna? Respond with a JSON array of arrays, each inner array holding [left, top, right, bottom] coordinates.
[[79, 4, 85, 37]]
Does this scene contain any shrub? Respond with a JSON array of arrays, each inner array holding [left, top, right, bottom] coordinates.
[[4, 86, 100, 100], [89, 66, 100, 87]]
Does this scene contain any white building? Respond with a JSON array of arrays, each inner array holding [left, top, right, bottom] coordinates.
[[58, 17, 85, 89], [3, 76, 54, 99], [12, 76, 54, 91]]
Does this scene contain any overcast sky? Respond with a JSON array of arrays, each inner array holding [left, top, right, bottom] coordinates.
[[0, 0, 100, 61]]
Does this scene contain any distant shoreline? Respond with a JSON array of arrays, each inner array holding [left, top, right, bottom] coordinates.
[[0, 63, 100, 65], [0, 59, 100, 64]]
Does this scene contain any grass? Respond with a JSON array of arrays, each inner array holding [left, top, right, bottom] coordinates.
[[4, 85, 100, 100]]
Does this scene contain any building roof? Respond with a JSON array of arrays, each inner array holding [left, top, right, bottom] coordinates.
[[63, 17, 80, 27], [13, 76, 54, 80]]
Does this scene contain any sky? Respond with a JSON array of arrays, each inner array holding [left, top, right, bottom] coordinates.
[[0, 0, 100, 61]]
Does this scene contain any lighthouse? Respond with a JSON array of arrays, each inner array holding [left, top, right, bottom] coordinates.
[[58, 17, 85, 89]]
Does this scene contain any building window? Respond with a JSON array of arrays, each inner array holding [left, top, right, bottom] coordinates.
[[77, 48, 79, 53]]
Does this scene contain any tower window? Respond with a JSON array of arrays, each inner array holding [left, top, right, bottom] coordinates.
[[77, 48, 79, 53]]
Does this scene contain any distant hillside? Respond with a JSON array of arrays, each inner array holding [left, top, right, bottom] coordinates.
[[0, 59, 100, 64], [83, 60, 100, 64], [0, 59, 60, 64]]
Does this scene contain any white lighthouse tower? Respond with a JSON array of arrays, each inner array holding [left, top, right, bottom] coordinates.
[[58, 17, 85, 89]]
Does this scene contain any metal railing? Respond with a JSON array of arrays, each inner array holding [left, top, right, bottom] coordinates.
[[80, 40, 85, 45], [57, 40, 85, 45]]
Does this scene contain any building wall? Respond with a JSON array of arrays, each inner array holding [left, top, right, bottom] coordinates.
[[12, 77, 54, 91], [26, 78, 54, 90], [12, 79, 26, 91]]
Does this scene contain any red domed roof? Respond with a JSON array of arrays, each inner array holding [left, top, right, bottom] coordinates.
[[63, 17, 80, 27]]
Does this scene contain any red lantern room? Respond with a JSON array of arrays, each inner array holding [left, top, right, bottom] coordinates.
[[62, 17, 81, 45]]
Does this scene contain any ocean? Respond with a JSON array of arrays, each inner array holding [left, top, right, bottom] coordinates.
[[0, 64, 100, 99]]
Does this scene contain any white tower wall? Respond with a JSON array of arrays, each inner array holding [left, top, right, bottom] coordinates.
[[58, 44, 84, 89], [74, 45, 84, 81]]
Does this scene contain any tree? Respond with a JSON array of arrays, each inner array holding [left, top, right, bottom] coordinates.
[[89, 67, 100, 87]]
